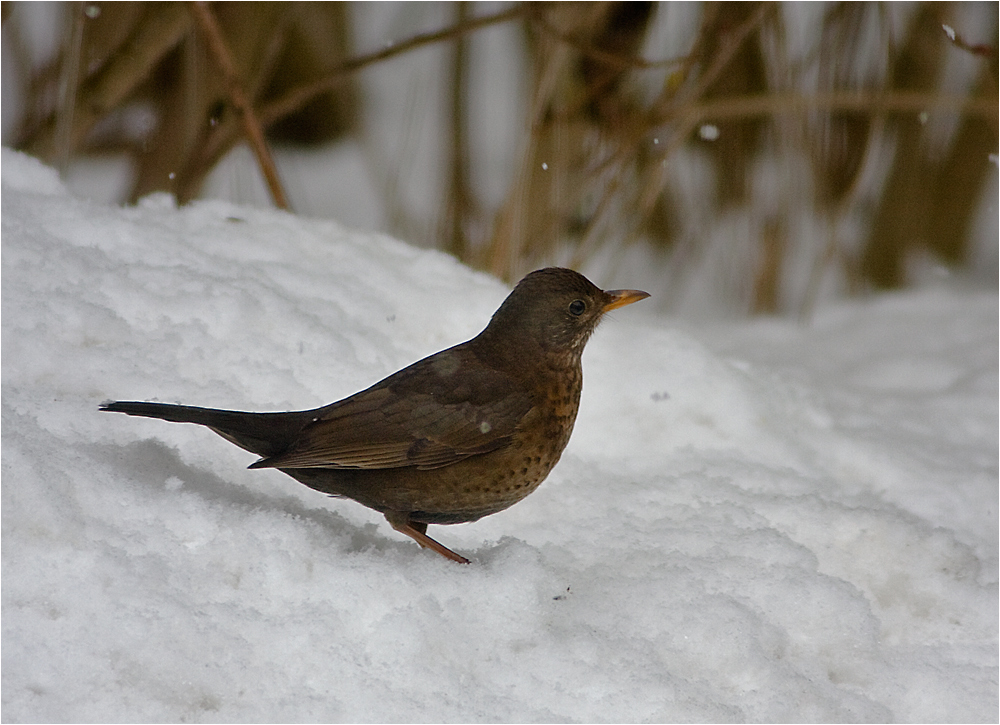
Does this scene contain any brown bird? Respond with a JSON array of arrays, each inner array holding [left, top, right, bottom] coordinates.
[[101, 267, 648, 563]]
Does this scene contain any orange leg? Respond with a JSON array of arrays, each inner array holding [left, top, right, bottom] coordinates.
[[386, 515, 470, 564]]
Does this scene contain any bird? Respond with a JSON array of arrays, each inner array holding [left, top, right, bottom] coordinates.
[[101, 267, 648, 563]]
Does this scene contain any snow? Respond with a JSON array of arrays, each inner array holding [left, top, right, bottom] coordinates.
[[2, 147, 997, 722]]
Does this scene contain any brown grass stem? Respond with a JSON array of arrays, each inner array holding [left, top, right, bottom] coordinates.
[[188, 1, 291, 211]]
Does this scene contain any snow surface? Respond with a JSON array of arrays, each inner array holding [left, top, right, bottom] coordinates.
[[2, 148, 997, 722]]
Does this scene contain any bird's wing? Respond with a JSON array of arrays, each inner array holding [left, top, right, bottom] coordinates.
[[249, 347, 534, 471]]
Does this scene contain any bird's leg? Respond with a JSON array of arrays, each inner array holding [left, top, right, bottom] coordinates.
[[385, 514, 470, 564]]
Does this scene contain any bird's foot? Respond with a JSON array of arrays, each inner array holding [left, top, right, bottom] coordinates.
[[386, 515, 470, 564]]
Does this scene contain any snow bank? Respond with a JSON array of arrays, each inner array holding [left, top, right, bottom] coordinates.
[[2, 148, 996, 722]]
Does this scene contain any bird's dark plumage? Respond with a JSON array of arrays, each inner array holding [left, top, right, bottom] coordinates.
[[101, 267, 648, 563]]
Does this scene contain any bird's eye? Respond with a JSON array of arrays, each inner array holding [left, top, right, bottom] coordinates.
[[569, 299, 586, 316]]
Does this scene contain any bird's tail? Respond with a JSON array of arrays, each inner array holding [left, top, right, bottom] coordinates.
[[100, 401, 312, 459]]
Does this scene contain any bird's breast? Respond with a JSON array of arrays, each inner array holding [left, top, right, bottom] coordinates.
[[506, 360, 583, 476], [524, 361, 582, 450]]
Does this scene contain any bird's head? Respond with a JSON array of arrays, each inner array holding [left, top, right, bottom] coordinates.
[[477, 268, 649, 362]]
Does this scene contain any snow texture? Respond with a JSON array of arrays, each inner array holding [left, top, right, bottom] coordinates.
[[2, 148, 997, 722]]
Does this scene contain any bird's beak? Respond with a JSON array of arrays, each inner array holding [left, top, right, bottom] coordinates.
[[602, 288, 650, 311]]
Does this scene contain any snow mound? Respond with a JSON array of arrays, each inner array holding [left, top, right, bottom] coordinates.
[[2, 148, 996, 722]]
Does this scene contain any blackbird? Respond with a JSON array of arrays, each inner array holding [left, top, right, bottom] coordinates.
[[101, 267, 648, 563]]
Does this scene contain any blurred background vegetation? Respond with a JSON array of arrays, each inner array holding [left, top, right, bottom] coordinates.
[[3, 1, 997, 316]]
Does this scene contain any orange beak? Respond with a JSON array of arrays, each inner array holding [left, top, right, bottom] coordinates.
[[602, 288, 650, 311]]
